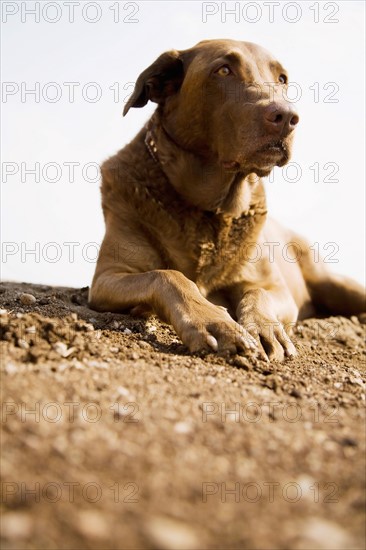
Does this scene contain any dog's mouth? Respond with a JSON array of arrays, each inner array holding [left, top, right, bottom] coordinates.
[[248, 139, 290, 172], [221, 140, 290, 174], [257, 140, 288, 160]]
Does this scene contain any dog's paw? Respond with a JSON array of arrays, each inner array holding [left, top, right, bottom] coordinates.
[[242, 314, 297, 362], [176, 304, 257, 355]]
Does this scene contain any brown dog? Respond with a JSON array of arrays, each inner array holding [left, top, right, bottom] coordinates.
[[89, 39, 365, 361]]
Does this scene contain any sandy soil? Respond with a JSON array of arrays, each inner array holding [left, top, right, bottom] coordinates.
[[0, 281, 365, 550]]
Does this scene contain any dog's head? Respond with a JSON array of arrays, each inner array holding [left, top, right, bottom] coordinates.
[[124, 39, 299, 177]]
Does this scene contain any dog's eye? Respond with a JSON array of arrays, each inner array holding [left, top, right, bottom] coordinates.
[[215, 65, 232, 77], [279, 74, 287, 84]]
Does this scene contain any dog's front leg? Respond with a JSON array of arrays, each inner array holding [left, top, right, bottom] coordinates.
[[236, 285, 298, 362], [89, 269, 257, 355]]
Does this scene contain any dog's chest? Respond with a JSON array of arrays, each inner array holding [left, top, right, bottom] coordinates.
[[194, 211, 264, 288], [159, 208, 265, 291], [129, 163, 266, 290]]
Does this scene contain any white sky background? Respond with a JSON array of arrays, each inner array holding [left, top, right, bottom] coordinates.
[[1, 0, 365, 287]]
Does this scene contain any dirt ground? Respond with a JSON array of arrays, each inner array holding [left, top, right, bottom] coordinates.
[[0, 281, 365, 550]]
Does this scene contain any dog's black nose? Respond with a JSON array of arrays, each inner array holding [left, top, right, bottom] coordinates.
[[263, 102, 299, 135]]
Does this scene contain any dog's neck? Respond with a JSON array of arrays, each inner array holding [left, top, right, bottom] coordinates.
[[144, 116, 266, 219]]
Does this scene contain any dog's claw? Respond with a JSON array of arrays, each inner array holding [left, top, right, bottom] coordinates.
[[284, 344, 297, 359], [239, 331, 257, 350], [206, 334, 218, 352]]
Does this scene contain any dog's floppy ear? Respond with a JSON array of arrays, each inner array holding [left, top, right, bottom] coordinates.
[[123, 50, 184, 116]]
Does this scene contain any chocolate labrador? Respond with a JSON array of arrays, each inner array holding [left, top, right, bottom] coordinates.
[[89, 39, 365, 361]]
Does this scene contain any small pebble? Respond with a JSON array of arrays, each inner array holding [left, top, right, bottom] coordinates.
[[0, 309, 8, 316], [144, 516, 201, 550], [5, 362, 19, 374], [116, 385, 132, 398], [298, 517, 352, 549], [53, 342, 70, 357], [18, 339, 29, 350], [140, 341, 151, 350], [19, 293, 36, 305], [53, 341, 67, 352], [110, 346, 119, 353], [174, 421, 193, 434], [76, 510, 109, 540], [1, 512, 33, 539]]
